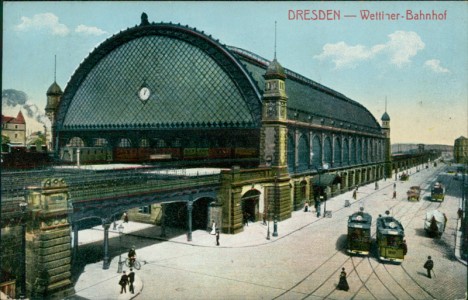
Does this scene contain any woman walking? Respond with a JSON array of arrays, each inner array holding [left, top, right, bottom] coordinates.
[[337, 267, 349, 291]]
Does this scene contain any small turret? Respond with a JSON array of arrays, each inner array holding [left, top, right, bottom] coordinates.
[[45, 81, 63, 124]]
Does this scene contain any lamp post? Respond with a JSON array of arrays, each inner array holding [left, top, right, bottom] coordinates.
[[117, 224, 124, 273], [19, 202, 28, 299], [321, 163, 330, 218]]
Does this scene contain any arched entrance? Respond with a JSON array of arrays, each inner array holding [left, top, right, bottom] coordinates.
[[192, 197, 213, 230], [241, 189, 260, 223]]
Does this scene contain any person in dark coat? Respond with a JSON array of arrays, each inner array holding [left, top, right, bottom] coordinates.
[[119, 271, 128, 294], [424, 256, 434, 278], [315, 199, 321, 217], [337, 267, 349, 291], [216, 229, 220, 246], [128, 268, 135, 294]]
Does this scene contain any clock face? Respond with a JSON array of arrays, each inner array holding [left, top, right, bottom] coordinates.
[[138, 87, 151, 101]]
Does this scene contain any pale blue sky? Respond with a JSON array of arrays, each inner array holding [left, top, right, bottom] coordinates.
[[2, 1, 467, 145]]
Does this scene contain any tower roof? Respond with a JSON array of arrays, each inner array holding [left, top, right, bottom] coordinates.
[[264, 58, 286, 79], [47, 81, 63, 96], [381, 112, 390, 121]]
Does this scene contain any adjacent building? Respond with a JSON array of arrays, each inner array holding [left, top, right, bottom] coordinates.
[[1, 111, 26, 146]]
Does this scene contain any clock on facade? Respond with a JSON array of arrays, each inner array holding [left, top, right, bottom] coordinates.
[[138, 85, 151, 102], [267, 102, 276, 117]]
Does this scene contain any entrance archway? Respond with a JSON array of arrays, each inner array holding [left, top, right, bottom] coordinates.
[[192, 197, 213, 230], [241, 189, 260, 223]]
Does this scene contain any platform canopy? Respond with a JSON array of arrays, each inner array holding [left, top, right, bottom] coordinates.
[[311, 173, 342, 187]]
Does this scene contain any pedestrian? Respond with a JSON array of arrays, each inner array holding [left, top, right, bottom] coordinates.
[[423, 256, 434, 278], [393, 183, 396, 189], [243, 212, 249, 226], [123, 212, 129, 223], [216, 229, 220, 246], [375, 181, 379, 190], [304, 202, 309, 212], [128, 268, 135, 294], [210, 220, 216, 235], [458, 208, 463, 219], [352, 189, 357, 200], [392, 191, 396, 199], [316, 199, 321, 217], [337, 267, 349, 291], [119, 270, 128, 294], [128, 246, 136, 267]]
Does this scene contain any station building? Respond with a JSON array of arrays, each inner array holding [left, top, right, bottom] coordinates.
[[45, 13, 391, 232]]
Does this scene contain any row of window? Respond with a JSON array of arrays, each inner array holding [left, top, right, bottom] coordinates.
[[288, 132, 385, 171]]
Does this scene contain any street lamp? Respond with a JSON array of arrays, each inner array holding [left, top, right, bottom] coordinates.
[[320, 163, 330, 218], [117, 224, 124, 273], [19, 202, 28, 299]]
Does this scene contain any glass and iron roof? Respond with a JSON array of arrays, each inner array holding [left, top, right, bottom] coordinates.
[[56, 23, 261, 131], [229, 47, 382, 133], [56, 18, 382, 135]]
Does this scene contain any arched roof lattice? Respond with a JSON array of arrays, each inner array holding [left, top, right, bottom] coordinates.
[[56, 19, 382, 136], [56, 22, 262, 131]]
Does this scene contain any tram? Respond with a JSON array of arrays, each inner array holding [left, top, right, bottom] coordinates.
[[376, 214, 405, 263], [347, 208, 372, 255], [430, 182, 445, 202]]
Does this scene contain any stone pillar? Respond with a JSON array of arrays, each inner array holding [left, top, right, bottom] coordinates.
[[187, 199, 193, 241], [102, 223, 110, 270], [25, 178, 74, 299], [160, 204, 166, 238], [72, 225, 79, 262]]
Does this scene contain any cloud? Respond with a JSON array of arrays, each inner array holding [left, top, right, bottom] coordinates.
[[385, 31, 425, 67], [314, 31, 425, 69], [15, 13, 69, 36], [75, 24, 107, 36], [424, 59, 450, 73]]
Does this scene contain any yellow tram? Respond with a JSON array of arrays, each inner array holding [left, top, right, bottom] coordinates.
[[376, 214, 405, 263], [347, 208, 372, 255]]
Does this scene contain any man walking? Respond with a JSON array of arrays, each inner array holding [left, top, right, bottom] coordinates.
[[216, 229, 220, 246], [128, 268, 135, 294], [423, 256, 434, 278], [119, 271, 128, 294]]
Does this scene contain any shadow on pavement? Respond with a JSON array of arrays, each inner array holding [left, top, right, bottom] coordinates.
[[71, 225, 187, 285]]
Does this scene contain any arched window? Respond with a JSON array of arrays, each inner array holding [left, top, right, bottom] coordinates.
[[343, 138, 349, 165], [334, 137, 342, 166], [312, 135, 322, 168], [287, 133, 295, 173], [140, 138, 149, 148], [68, 137, 85, 147], [350, 138, 356, 165], [357, 139, 362, 163], [363, 139, 368, 163], [118, 138, 132, 148], [324, 136, 332, 166], [93, 138, 108, 147], [297, 134, 309, 172]]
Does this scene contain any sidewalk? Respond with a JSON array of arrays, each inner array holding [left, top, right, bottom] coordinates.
[[71, 185, 361, 300]]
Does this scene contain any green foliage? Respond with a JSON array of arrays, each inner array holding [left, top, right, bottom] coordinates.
[[1, 134, 10, 145]]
